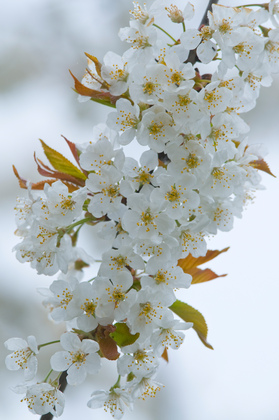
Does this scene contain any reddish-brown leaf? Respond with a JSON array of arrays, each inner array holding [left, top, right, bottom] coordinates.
[[250, 158, 276, 177], [189, 267, 227, 285], [61, 135, 83, 168], [84, 53, 102, 77], [98, 336, 120, 360], [13, 165, 28, 189], [13, 166, 80, 192], [34, 154, 85, 187], [178, 247, 230, 270], [161, 347, 169, 362], [96, 325, 120, 361], [69, 70, 119, 105]]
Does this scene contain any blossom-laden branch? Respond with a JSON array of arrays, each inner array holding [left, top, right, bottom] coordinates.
[[6, 0, 279, 419]]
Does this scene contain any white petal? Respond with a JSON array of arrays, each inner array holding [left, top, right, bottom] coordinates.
[[4, 337, 27, 351], [67, 364, 87, 385], [60, 332, 81, 351], [50, 351, 71, 372], [85, 353, 101, 374]]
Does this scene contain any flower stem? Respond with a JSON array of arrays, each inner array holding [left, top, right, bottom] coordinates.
[[43, 369, 53, 383], [153, 23, 178, 44], [38, 340, 60, 350], [66, 216, 96, 232], [111, 375, 121, 390]]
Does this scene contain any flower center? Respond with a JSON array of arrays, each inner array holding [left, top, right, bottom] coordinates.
[[136, 170, 152, 184], [57, 288, 73, 309], [72, 351, 87, 364], [154, 270, 166, 284], [212, 167, 224, 179], [59, 197, 76, 212], [219, 19, 232, 34], [170, 71, 183, 86], [201, 25, 214, 40], [103, 186, 119, 198], [177, 94, 191, 107], [141, 211, 154, 225], [166, 186, 180, 202], [81, 300, 97, 317], [13, 348, 33, 369], [143, 81, 156, 95], [148, 122, 164, 136], [112, 289, 126, 302], [112, 255, 127, 267], [186, 153, 199, 168]]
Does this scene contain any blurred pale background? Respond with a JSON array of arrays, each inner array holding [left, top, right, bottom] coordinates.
[[1, 1, 279, 419]]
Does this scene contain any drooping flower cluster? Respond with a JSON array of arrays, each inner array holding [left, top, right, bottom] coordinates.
[[6, 1, 278, 418]]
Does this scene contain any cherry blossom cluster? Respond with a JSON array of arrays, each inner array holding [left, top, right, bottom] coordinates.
[[6, 1, 279, 418]]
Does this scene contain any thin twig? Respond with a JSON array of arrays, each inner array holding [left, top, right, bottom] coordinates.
[[40, 371, 68, 420]]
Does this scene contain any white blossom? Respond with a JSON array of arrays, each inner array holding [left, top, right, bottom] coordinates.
[[87, 387, 133, 419], [5, 336, 38, 381], [18, 382, 65, 417], [50, 332, 101, 386]]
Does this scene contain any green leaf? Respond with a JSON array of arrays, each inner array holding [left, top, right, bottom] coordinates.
[[169, 300, 213, 350], [110, 323, 139, 347], [40, 139, 87, 180]]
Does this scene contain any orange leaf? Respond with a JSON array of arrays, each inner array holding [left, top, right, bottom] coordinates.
[[178, 247, 230, 271], [84, 53, 102, 77], [250, 158, 276, 177], [161, 347, 169, 362], [189, 267, 227, 285], [13, 165, 80, 192], [13, 165, 28, 189], [69, 70, 118, 105]]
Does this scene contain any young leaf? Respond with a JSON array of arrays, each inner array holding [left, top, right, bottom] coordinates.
[[84, 53, 102, 77], [13, 165, 79, 192], [61, 135, 83, 169], [169, 300, 213, 350], [34, 154, 85, 187], [95, 325, 120, 360], [178, 247, 229, 270], [190, 267, 227, 285], [69, 70, 118, 106], [250, 158, 276, 177], [161, 347, 169, 362], [110, 323, 139, 347], [39, 139, 87, 180]]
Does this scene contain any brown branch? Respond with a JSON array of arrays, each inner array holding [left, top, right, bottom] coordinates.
[[40, 371, 68, 420]]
